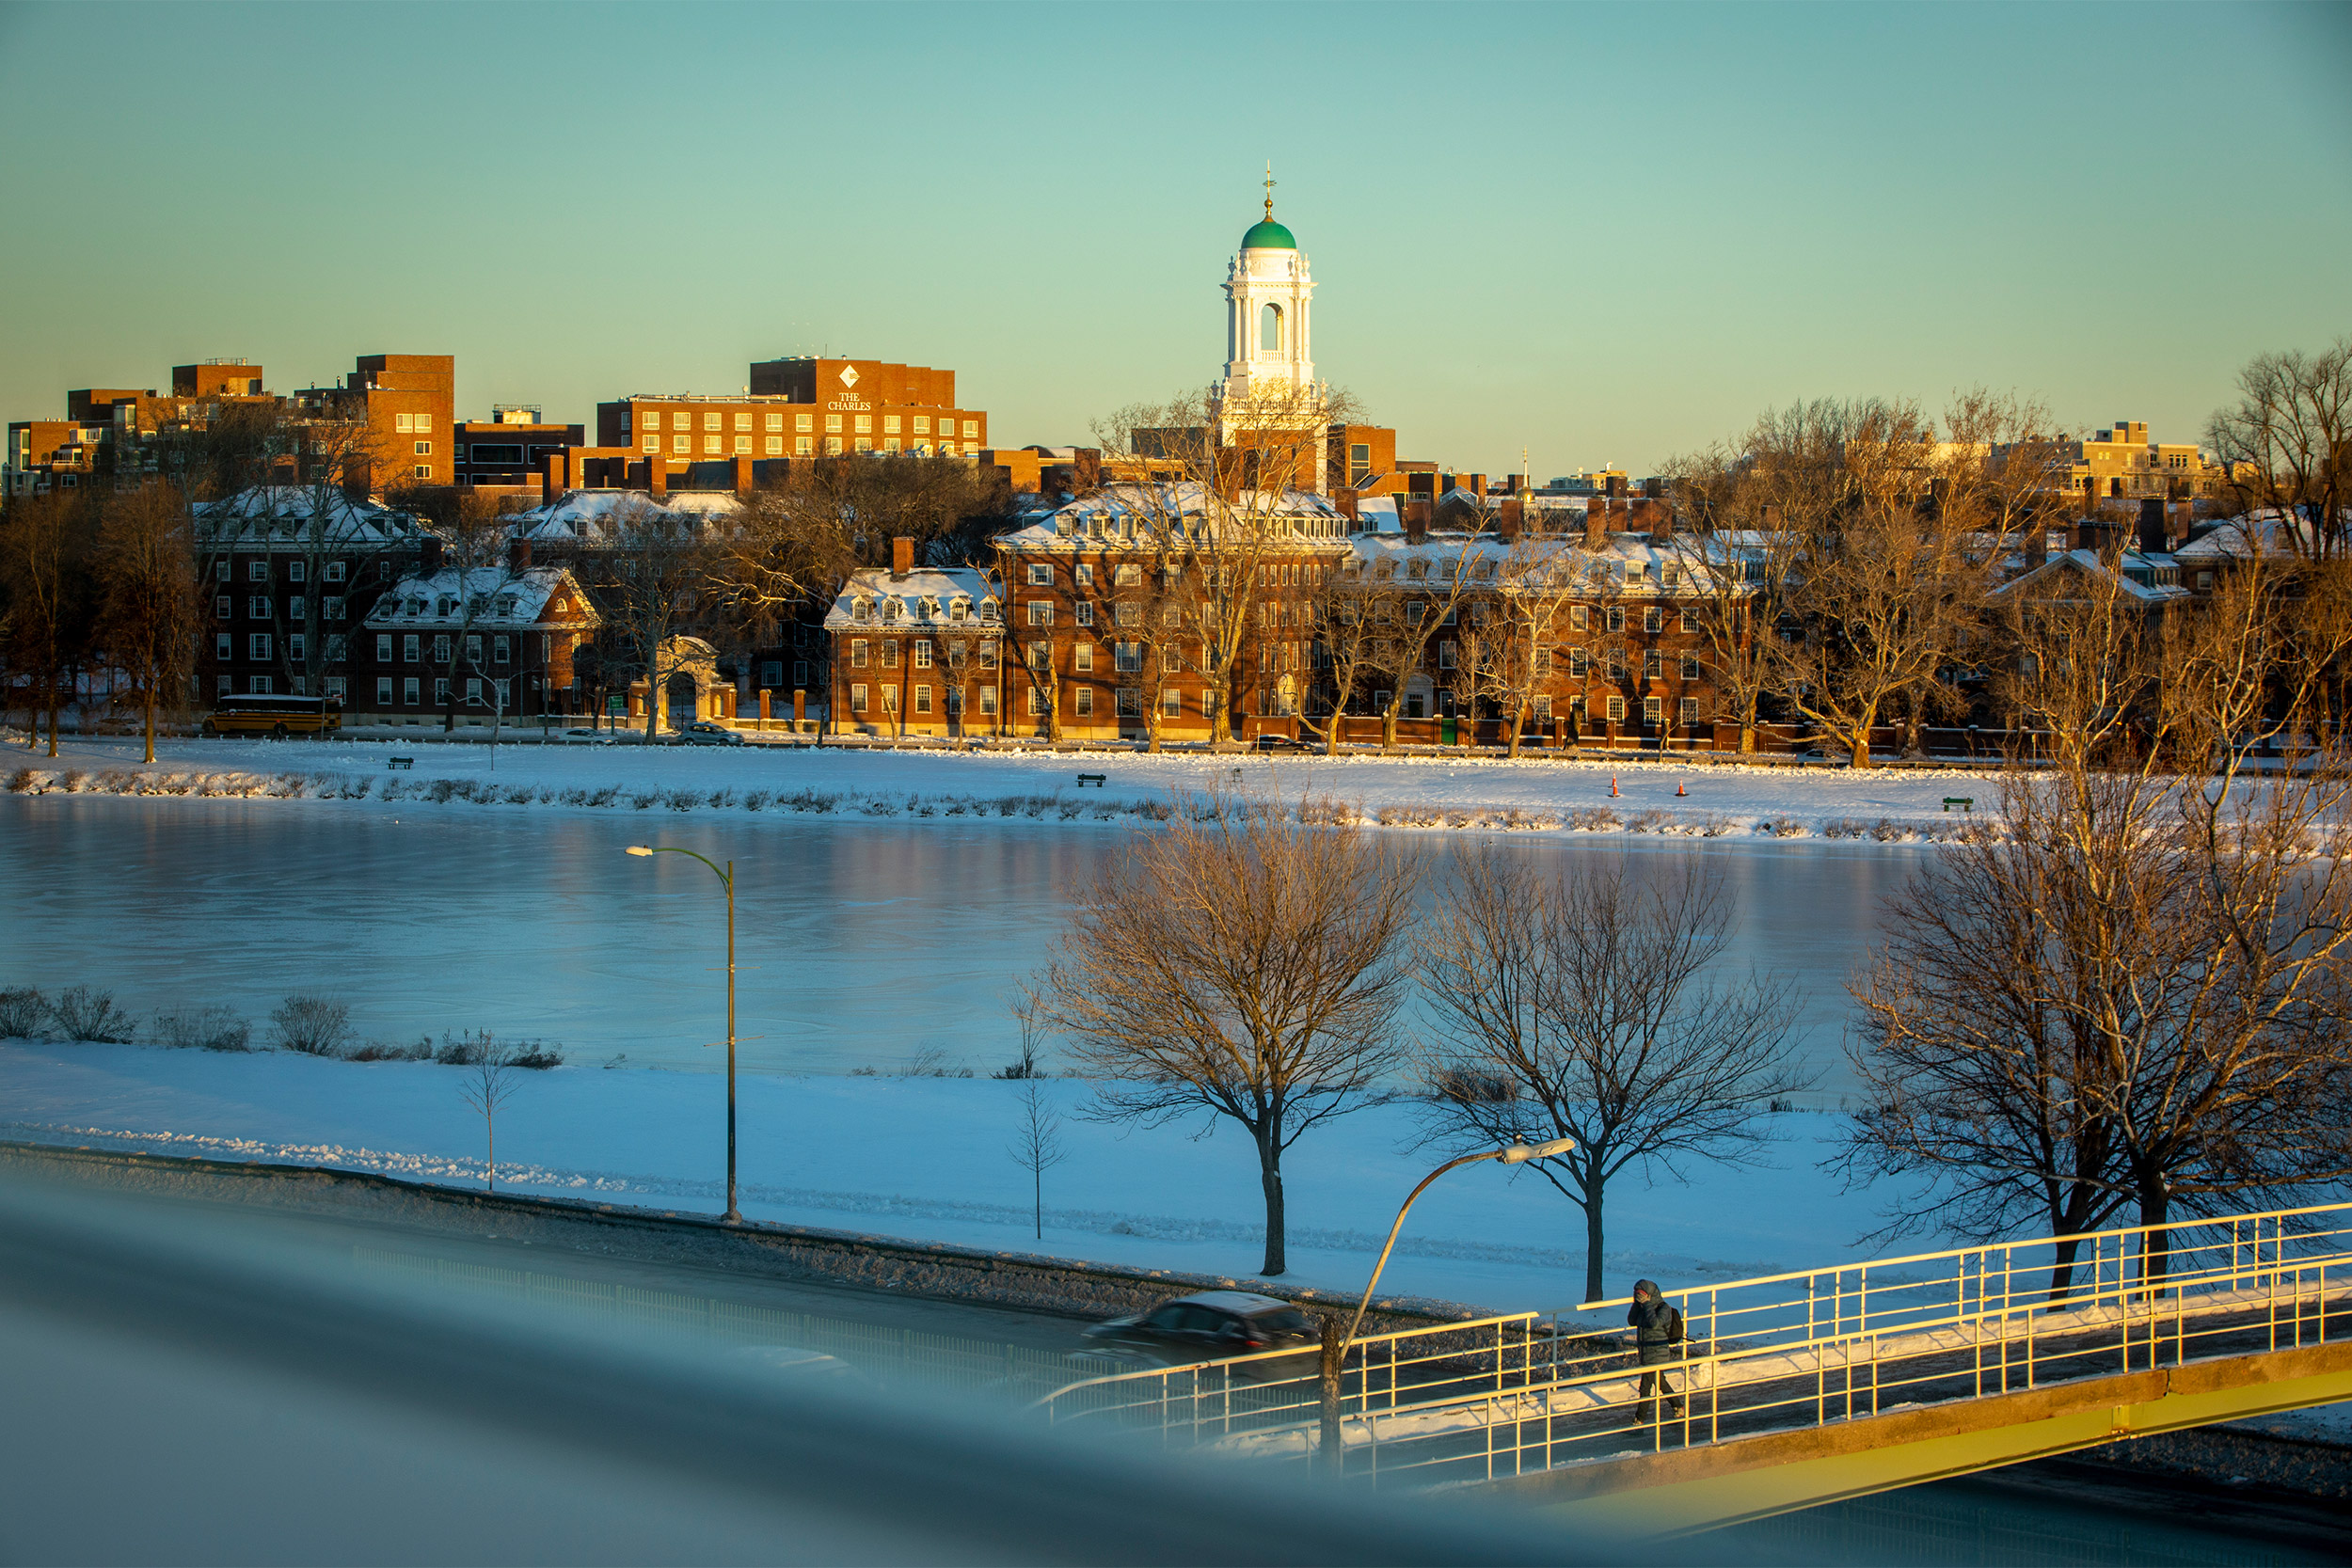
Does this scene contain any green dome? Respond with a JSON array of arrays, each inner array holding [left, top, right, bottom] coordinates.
[[1241, 218, 1296, 250]]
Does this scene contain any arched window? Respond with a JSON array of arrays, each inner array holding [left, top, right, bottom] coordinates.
[[1260, 302, 1282, 354]]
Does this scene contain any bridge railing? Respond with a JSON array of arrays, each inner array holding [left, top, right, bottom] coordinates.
[[1033, 1200, 2352, 1484]]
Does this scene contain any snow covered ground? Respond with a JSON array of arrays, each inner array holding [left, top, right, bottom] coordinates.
[[0, 1039, 1911, 1316], [8, 733, 2011, 839]]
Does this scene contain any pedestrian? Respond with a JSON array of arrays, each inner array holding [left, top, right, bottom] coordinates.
[[1627, 1278, 1684, 1421]]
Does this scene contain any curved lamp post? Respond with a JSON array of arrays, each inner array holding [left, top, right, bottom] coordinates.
[[626, 845, 740, 1223], [1343, 1137, 1578, 1351]]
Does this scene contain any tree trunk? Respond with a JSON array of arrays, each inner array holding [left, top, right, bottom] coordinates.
[[142, 688, 156, 765], [1505, 702, 1525, 761], [46, 676, 60, 758], [1382, 708, 1398, 753], [2137, 1181, 2170, 1293], [2047, 1234, 2082, 1303], [485, 1113, 496, 1193], [1258, 1136, 1287, 1276], [1582, 1193, 1607, 1305], [644, 672, 661, 744]]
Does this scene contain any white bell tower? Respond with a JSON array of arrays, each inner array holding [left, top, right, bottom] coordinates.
[[1218, 166, 1315, 402]]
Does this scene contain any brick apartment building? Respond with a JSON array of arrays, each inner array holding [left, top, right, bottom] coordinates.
[[454, 405, 586, 498], [357, 551, 600, 724]]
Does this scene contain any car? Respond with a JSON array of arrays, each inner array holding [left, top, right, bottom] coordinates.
[[670, 721, 746, 747], [1253, 734, 1314, 753], [1082, 1291, 1322, 1378], [563, 728, 617, 745]]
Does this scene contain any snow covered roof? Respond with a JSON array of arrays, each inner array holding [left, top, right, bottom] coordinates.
[[1989, 547, 2189, 605], [196, 485, 421, 546], [1344, 530, 1724, 594], [504, 488, 743, 544], [995, 483, 1346, 549], [2172, 509, 2315, 563], [362, 565, 599, 630], [823, 564, 1001, 633]]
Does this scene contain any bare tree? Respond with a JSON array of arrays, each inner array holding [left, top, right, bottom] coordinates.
[[1008, 1080, 1069, 1242], [2208, 336, 2352, 561], [93, 484, 199, 762], [594, 497, 716, 743], [1419, 847, 1806, 1303], [1446, 535, 1580, 759], [1665, 444, 1799, 753], [457, 1041, 525, 1194], [1030, 792, 1422, 1275], [1354, 531, 1488, 751], [1845, 563, 2352, 1293], [1301, 557, 1384, 754], [0, 493, 96, 755]]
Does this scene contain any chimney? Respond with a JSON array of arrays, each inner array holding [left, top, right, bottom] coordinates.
[[1606, 475, 1628, 500], [2137, 499, 2167, 556], [509, 536, 532, 573], [1339, 490, 1359, 528], [2024, 526, 2046, 570], [1497, 497, 1523, 544], [1584, 500, 1606, 549], [418, 535, 443, 576], [892, 535, 914, 578], [1648, 498, 1674, 545], [1642, 477, 1664, 500], [647, 460, 668, 499], [734, 455, 755, 494], [1405, 498, 1430, 545]]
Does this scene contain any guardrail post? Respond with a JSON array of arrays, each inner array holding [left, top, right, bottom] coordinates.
[[1318, 1312, 1345, 1476]]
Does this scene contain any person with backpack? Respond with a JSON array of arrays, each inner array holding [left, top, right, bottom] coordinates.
[[1627, 1278, 1684, 1420]]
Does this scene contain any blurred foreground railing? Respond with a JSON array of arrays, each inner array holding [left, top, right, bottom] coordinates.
[[1035, 1202, 2352, 1488]]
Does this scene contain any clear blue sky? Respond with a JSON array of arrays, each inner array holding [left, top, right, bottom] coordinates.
[[3, 1, 2346, 476]]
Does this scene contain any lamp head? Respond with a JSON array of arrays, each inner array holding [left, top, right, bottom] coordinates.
[[1499, 1136, 1577, 1164], [625, 846, 654, 857]]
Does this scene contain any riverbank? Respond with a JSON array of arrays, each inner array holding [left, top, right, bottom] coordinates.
[[6, 734, 2004, 841]]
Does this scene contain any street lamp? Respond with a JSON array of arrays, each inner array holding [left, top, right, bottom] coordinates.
[[1342, 1136, 1577, 1352], [626, 844, 740, 1223]]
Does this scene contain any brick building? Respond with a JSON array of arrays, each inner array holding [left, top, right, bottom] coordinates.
[[294, 354, 455, 490], [357, 556, 600, 725], [595, 356, 985, 465], [454, 405, 585, 498]]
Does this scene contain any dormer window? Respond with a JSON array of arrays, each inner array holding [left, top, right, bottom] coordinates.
[[496, 594, 517, 615], [949, 598, 970, 623], [979, 597, 999, 622], [921, 596, 940, 621], [854, 596, 872, 621], [1661, 565, 1680, 588], [1625, 562, 1645, 583], [882, 598, 902, 622], [437, 596, 455, 616]]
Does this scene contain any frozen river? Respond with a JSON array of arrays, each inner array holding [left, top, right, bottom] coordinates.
[[2, 798, 1923, 1095]]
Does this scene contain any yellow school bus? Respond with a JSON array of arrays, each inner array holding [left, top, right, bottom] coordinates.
[[199, 693, 342, 738]]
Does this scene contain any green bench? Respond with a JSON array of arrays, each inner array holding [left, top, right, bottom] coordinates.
[[388, 756, 415, 771], [1076, 772, 1106, 788], [1943, 796, 1973, 813]]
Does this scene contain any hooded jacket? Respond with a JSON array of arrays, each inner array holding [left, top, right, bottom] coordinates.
[[1627, 1279, 1679, 1365]]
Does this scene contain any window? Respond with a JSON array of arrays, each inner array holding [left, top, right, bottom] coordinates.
[[1645, 649, 1661, 678], [402, 634, 420, 663], [433, 634, 452, 664], [249, 560, 267, 582], [851, 640, 868, 669], [1163, 688, 1182, 717], [495, 635, 511, 666], [913, 640, 932, 669], [1073, 562, 1094, 588], [1569, 647, 1589, 677], [1027, 601, 1054, 627], [1680, 608, 1698, 633], [1074, 601, 1093, 627], [978, 641, 998, 670], [414, 441, 432, 456], [1644, 696, 1662, 725], [1534, 695, 1552, 723], [1260, 303, 1282, 353], [215, 632, 232, 660], [288, 595, 307, 623], [435, 677, 450, 705], [1115, 641, 1141, 673], [700, 412, 721, 431], [796, 413, 813, 433], [704, 435, 721, 455], [914, 685, 931, 715], [796, 436, 814, 456], [214, 594, 231, 620], [466, 677, 484, 706], [403, 675, 420, 705], [764, 412, 783, 432], [1680, 696, 1700, 725], [851, 684, 868, 713], [881, 641, 900, 669], [765, 436, 783, 455], [326, 635, 346, 662], [881, 686, 898, 714], [853, 415, 871, 435], [375, 676, 393, 706], [247, 594, 269, 619], [1117, 688, 1141, 718], [415, 414, 431, 434], [735, 436, 751, 454], [1607, 607, 1625, 633], [1438, 641, 1456, 669], [1115, 602, 1139, 627], [1644, 606, 1662, 633], [1680, 653, 1700, 680], [1570, 604, 1589, 630], [1073, 687, 1094, 718], [1350, 442, 1371, 485], [1027, 642, 1049, 671], [217, 674, 232, 696], [248, 675, 273, 695], [1607, 694, 1626, 723], [1073, 642, 1093, 673], [1609, 650, 1626, 678], [962, 420, 977, 438], [673, 435, 691, 455], [1027, 688, 1045, 717], [287, 561, 307, 585], [913, 416, 930, 435], [825, 414, 843, 434], [1026, 562, 1052, 586], [249, 633, 272, 659], [883, 415, 900, 435], [396, 413, 413, 433], [413, 467, 431, 479]]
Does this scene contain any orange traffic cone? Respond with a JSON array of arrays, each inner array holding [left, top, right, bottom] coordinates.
[[1676, 783, 1688, 798], [1610, 776, 1620, 798]]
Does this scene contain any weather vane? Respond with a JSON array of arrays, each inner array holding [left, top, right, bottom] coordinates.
[[1263, 161, 1276, 220]]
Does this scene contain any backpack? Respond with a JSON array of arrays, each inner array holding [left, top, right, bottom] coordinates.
[[1667, 1307, 1684, 1345]]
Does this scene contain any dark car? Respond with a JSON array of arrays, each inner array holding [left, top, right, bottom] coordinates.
[[1083, 1291, 1322, 1378], [670, 721, 746, 747], [1254, 734, 1313, 753]]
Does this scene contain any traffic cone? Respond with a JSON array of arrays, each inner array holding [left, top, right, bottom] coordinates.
[[1610, 776, 1619, 798], [1676, 783, 1688, 798]]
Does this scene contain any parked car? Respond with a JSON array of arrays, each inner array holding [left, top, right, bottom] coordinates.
[[1254, 734, 1313, 753], [670, 721, 745, 747], [1083, 1291, 1322, 1378]]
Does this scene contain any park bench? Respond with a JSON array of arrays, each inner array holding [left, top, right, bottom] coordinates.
[[1943, 796, 1973, 813], [387, 756, 415, 771], [1076, 772, 1106, 788]]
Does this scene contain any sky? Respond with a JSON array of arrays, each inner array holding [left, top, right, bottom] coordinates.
[[2, 1, 2347, 478]]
